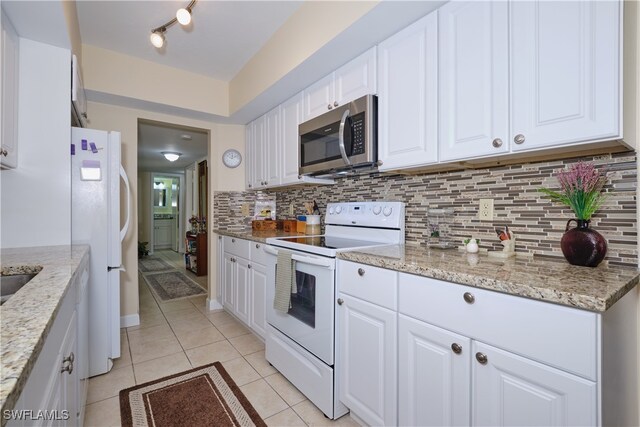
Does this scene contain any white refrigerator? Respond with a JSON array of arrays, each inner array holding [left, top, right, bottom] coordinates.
[[71, 127, 131, 377]]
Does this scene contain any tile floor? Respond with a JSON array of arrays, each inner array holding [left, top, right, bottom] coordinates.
[[83, 250, 359, 427]]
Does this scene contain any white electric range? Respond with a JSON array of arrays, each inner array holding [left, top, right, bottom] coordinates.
[[264, 201, 405, 419]]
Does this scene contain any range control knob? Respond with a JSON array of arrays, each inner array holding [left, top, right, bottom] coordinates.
[[329, 207, 335, 215], [335, 205, 343, 214], [383, 206, 393, 217], [372, 206, 382, 215]]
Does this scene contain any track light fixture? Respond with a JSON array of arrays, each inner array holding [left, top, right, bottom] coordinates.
[[149, 0, 197, 49]]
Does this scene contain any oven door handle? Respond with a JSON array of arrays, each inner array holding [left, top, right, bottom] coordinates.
[[338, 108, 352, 167], [264, 245, 334, 269]]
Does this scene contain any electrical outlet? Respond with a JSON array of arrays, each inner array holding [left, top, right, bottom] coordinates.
[[288, 204, 294, 216], [479, 199, 494, 221], [241, 203, 250, 216]]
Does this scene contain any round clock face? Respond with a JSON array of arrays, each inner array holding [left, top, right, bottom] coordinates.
[[222, 149, 242, 168]]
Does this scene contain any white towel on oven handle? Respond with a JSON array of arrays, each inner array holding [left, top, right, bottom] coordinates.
[[274, 250, 296, 312]]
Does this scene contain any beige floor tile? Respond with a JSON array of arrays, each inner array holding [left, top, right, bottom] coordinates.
[[205, 310, 237, 326], [265, 373, 306, 406], [229, 333, 265, 355], [112, 332, 131, 370], [220, 357, 261, 386], [265, 408, 308, 427], [87, 365, 135, 404], [126, 310, 167, 332], [129, 335, 183, 364], [83, 396, 121, 427], [127, 323, 174, 345], [168, 312, 212, 334], [174, 325, 226, 350], [185, 340, 242, 366], [293, 401, 360, 427], [158, 298, 195, 313], [216, 319, 251, 338], [133, 352, 192, 384], [240, 379, 289, 419], [244, 350, 278, 377], [162, 306, 201, 322]]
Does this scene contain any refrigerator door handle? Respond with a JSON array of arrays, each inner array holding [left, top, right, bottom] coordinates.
[[119, 164, 131, 242]]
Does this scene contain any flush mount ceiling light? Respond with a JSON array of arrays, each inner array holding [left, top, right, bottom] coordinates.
[[162, 152, 182, 162], [149, 0, 197, 49]]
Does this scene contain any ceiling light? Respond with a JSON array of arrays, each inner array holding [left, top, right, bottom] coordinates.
[[150, 0, 197, 49], [149, 31, 165, 48], [176, 8, 192, 25], [162, 152, 182, 162]]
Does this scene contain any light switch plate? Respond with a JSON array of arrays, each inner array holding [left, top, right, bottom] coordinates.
[[479, 199, 494, 221]]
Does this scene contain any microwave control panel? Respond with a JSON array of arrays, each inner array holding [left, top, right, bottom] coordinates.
[[351, 112, 366, 155]]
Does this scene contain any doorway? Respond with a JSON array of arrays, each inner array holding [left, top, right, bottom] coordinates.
[[151, 173, 183, 252]]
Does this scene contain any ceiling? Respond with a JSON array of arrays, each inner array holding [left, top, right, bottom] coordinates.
[[137, 120, 209, 173], [76, 0, 303, 81]]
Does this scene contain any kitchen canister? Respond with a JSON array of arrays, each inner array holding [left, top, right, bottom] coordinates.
[[305, 214, 321, 235]]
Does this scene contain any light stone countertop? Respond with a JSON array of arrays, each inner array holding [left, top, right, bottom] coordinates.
[[337, 244, 639, 312], [0, 245, 90, 417], [213, 228, 305, 243]]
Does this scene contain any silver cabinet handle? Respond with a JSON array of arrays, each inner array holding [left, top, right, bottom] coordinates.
[[463, 292, 475, 304], [1, 149, 8, 157], [337, 298, 344, 305], [451, 343, 462, 354], [492, 138, 503, 148], [357, 268, 365, 276], [476, 352, 488, 364], [333, 101, 339, 107], [514, 134, 525, 144], [61, 352, 75, 374]]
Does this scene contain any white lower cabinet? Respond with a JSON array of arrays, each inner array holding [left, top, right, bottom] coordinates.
[[337, 294, 397, 427], [222, 252, 250, 325]]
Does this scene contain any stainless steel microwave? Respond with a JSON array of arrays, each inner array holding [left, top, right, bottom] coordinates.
[[299, 94, 377, 176]]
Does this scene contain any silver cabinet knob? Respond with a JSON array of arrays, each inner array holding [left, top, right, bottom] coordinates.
[[451, 343, 462, 354], [248, 264, 251, 269], [337, 298, 344, 305], [357, 268, 365, 276], [248, 184, 252, 188], [514, 134, 525, 144], [232, 238, 236, 243], [61, 352, 75, 374], [463, 292, 475, 304], [492, 138, 503, 148], [298, 175, 302, 180], [1, 149, 8, 157], [333, 101, 339, 107], [475, 352, 488, 364], [327, 104, 333, 110], [255, 244, 260, 249]]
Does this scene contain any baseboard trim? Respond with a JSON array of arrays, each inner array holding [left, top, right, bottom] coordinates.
[[207, 298, 224, 311], [121, 313, 140, 328]]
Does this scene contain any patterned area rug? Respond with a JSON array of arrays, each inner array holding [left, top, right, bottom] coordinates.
[[138, 256, 174, 273], [120, 362, 266, 427], [142, 271, 206, 302]]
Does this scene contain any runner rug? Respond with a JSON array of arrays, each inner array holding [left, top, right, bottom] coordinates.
[[142, 271, 205, 302], [120, 362, 266, 427], [138, 256, 174, 273]]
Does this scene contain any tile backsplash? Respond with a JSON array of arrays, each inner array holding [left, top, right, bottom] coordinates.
[[214, 151, 637, 267]]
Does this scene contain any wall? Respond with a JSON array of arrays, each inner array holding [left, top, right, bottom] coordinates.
[[86, 101, 245, 320], [1, 38, 71, 248]]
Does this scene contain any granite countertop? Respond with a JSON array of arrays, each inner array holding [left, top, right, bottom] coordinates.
[[337, 244, 639, 313], [213, 228, 304, 243], [0, 245, 90, 416]]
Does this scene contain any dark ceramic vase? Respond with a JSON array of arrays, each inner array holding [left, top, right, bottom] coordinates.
[[560, 219, 607, 267]]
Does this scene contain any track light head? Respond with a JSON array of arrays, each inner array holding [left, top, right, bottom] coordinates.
[[150, 31, 165, 48], [176, 8, 192, 25]]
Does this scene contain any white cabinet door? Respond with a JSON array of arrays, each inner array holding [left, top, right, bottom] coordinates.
[[338, 294, 397, 427], [264, 107, 280, 187], [234, 257, 251, 325], [60, 311, 78, 427], [335, 47, 377, 107], [249, 262, 267, 339], [472, 341, 597, 427], [1, 11, 19, 169], [378, 11, 438, 171], [303, 73, 335, 121], [251, 115, 267, 189], [510, 1, 621, 151], [153, 221, 172, 248], [439, 1, 509, 161], [245, 123, 254, 190], [398, 315, 470, 427], [280, 92, 304, 185], [222, 253, 235, 311]]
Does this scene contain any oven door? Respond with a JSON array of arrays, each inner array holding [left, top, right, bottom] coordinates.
[[265, 245, 336, 366]]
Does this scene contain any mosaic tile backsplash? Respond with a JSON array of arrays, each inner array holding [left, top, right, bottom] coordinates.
[[214, 151, 637, 267]]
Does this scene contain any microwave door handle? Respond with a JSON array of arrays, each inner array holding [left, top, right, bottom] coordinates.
[[338, 109, 352, 166]]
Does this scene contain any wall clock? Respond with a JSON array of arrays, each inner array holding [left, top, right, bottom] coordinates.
[[222, 149, 242, 168]]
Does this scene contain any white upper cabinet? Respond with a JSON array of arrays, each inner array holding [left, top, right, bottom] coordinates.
[[1, 10, 19, 169], [510, 0, 621, 151], [280, 92, 304, 185], [303, 47, 377, 122], [264, 107, 280, 187], [378, 11, 438, 171], [439, 1, 510, 162]]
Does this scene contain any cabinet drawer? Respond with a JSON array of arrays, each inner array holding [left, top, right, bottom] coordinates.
[[250, 241, 268, 265], [223, 236, 250, 258], [398, 273, 598, 381], [338, 261, 398, 310]]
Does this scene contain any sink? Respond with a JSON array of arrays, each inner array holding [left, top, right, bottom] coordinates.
[[0, 273, 38, 305]]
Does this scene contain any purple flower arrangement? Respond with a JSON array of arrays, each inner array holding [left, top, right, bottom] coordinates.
[[539, 161, 608, 220]]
